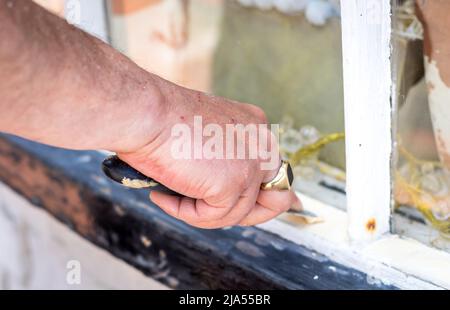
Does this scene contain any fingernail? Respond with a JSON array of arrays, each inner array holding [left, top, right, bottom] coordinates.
[[290, 198, 303, 211]]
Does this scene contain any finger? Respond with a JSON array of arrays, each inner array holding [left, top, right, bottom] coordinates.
[[243, 104, 268, 123], [239, 190, 302, 227], [188, 186, 260, 229], [260, 152, 281, 183], [149, 191, 180, 217], [238, 203, 283, 227], [149, 191, 230, 223], [256, 189, 301, 213]]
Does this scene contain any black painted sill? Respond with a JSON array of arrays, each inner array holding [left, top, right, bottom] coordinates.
[[0, 134, 394, 289]]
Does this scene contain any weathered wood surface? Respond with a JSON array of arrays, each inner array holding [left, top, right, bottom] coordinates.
[[0, 182, 168, 289], [0, 134, 394, 289]]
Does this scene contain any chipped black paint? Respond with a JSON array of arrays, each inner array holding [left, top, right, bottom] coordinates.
[[0, 134, 396, 290]]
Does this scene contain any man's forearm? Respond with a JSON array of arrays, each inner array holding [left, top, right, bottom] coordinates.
[[0, 0, 165, 152]]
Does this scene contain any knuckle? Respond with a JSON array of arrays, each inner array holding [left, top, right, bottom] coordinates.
[[236, 175, 250, 191], [208, 184, 240, 209], [246, 104, 267, 123], [229, 167, 252, 192], [254, 106, 268, 123]]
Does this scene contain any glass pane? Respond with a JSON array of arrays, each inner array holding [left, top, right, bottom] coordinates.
[[393, 0, 450, 251], [107, 0, 346, 209]]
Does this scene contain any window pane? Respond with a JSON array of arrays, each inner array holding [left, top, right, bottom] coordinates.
[[393, 0, 450, 251], [107, 0, 346, 209]]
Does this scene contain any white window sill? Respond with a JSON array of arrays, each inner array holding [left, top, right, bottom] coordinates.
[[260, 192, 450, 290]]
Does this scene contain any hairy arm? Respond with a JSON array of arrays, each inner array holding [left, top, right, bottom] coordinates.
[[0, 0, 164, 152]]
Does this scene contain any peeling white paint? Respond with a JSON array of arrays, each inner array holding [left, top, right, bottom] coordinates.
[[425, 56, 450, 170]]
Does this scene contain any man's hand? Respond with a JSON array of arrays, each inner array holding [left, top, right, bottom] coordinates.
[[118, 80, 301, 229]]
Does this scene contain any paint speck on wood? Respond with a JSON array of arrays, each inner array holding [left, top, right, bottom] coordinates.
[[241, 229, 255, 238], [100, 187, 112, 196], [166, 276, 179, 288], [270, 240, 285, 251], [254, 234, 271, 246], [159, 249, 167, 259], [113, 205, 126, 216], [140, 235, 152, 247], [91, 174, 109, 186], [235, 241, 265, 258], [76, 155, 92, 163]]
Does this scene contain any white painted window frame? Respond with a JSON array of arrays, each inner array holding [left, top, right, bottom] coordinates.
[[341, 0, 393, 242], [69, 0, 450, 289]]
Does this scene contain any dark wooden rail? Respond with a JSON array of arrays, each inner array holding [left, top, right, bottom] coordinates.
[[0, 134, 394, 289]]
